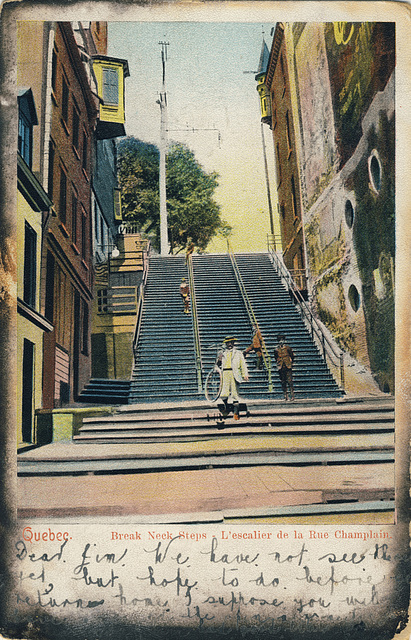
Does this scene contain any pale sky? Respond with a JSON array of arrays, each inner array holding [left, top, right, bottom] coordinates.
[[108, 22, 279, 253]]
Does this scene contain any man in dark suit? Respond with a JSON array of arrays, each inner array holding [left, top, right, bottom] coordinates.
[[274, 333, 295, 401]]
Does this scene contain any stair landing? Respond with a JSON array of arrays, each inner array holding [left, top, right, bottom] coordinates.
[[18, 396, 394, 522]]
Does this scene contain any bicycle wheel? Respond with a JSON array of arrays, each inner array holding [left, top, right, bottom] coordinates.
[[204, 367, 222, 402]]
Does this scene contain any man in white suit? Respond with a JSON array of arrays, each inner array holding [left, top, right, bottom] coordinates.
[[217, 336, 249, 420]]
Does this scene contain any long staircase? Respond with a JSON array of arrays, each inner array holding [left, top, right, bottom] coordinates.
[[80, 251, 343, 404], [128, 255, 199, 403]]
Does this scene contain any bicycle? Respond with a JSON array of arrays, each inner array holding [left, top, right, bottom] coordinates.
[[204, 344, 223, 403]]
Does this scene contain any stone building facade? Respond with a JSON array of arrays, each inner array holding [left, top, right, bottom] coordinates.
[[261, 22, 395, 392]]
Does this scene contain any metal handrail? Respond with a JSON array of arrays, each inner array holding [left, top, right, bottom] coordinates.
[[97, 286, 138, 315], [268, 247, 345, 390], [187, 254, 203, 393], [132, 284, 144, 354], [132, 241, 151, 359], [227, 242, 273, 393]]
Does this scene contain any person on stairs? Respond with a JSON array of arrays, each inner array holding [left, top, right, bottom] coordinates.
[[274, 333, 295, 401], [185, 239, 195, 265], [180, 277, 190, 314], [217, 336, 249, 419], [243, 323, 264, 370]]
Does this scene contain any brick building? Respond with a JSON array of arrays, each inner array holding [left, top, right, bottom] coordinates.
[[260, 24, 307, 292], [41, 22, 98, 407]]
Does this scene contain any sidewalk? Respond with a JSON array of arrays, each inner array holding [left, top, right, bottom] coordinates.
[[18, 459, 394, 522]]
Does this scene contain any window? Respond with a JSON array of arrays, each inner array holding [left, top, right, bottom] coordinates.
[[97, 289, 108, 313], [71, 188, 78, 244], [348, 284, 361, 312], [51, 48, 57, 93], [285, 111, 292, 154], [102, 67, 119, 105], [72, 104, 80, 152], [59, 167, 67, 224], [81, 208, 87, 260], [81, 298, 89, 355], [345, 199, 355, 228], [23, 222, 37, 308], [94, 201, 99, 245], [62, 74, 69, 125], [280, 54, 286, 94], [291, 175, 298, 219], [18, 89, 37, 168], [48, 141, 55, 200], [45, 251, 55, 323], [82, 132, 88, 173], [276, 142, 282, 186], [18, 110, 32, 167], [99, 215, 104, 249], [368, 150, 382, 194]]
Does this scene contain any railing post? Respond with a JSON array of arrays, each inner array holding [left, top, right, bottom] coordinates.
[[267, 355, 273, 393], [340, 353, 345, 391]]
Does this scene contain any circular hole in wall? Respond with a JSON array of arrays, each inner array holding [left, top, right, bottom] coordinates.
[[345, 199, 355, 228], [369, 152, 382, 193], [348, 284, 361, 312]]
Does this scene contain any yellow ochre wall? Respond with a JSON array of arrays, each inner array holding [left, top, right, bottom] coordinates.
[[17, 191, 45, 445]]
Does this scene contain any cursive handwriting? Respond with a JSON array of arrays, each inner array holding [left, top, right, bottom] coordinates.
[[14, 527, 396, 631]]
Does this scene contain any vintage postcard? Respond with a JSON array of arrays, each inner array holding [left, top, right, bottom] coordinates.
[[0, 1, 410, 638]]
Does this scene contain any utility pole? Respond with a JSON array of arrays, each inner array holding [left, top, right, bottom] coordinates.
[[158, 41, 169, 255]]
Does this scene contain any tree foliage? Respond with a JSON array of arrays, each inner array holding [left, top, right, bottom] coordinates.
[[117, 137, 231, 253]]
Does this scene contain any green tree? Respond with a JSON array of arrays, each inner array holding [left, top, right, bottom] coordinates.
[[117, 137, 231, 253], [117, 138, 160, 236]]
